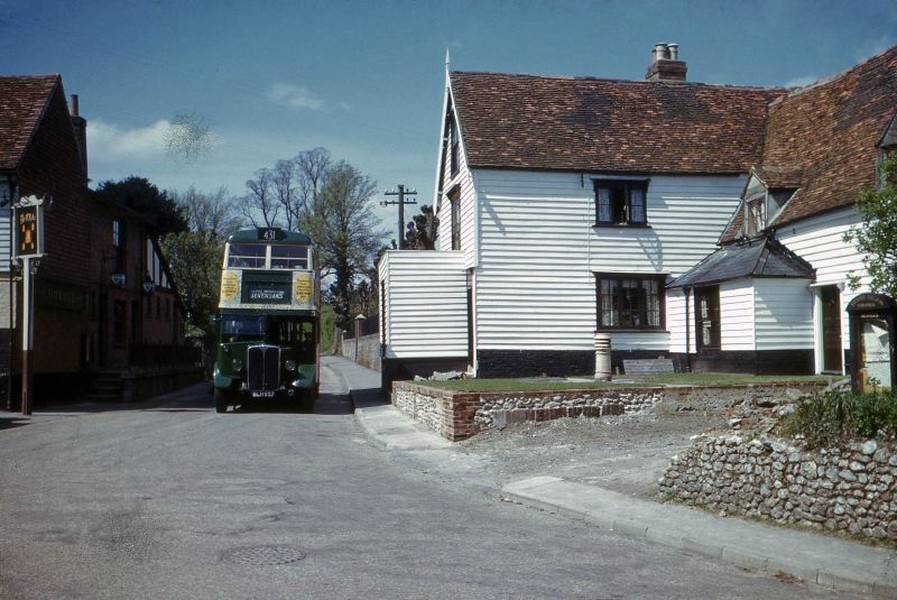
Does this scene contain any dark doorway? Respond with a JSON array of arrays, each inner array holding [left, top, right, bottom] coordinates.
[[820, 285, 842, 373], [695, 286, 720, 350]]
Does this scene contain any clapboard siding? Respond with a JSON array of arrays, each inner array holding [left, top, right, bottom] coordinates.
[[474, 170, 591, 351], [719, 281, 756, 351], [609, 331, 671, 351], [436, 119, 478, 269], [666, 292, 690, 353], [379, 250, 468, 358], [592, 176, 745, 276], [0, 210, 10, 271], [779, 207, 871, 353], [779, 207, 867, 286], [753, 278, 814, 350], [468, 169, 743, 352]]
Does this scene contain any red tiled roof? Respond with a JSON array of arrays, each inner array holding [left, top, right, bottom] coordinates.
[[0, 75, 60, 170], [762, 46, 897, 227], [450, 71, 785, 175], [752, 165, 804, 190]]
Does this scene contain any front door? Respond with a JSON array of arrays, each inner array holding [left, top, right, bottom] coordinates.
[[821, 285, 842, 373]]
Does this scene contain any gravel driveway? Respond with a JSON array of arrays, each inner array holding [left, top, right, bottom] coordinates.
[[456, 393, 738, 498]]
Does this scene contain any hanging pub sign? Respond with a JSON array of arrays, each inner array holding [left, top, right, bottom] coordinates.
[[13, 195, 45, 259]]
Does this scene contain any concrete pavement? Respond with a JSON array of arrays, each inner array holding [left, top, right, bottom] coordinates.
[[328, 355, 897, 597]]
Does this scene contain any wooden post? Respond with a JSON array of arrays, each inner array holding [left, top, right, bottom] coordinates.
[[20, 256, 33, 415]]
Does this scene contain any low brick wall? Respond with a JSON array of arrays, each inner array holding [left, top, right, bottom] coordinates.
[[392, 383, 481, 440], [391, 381, 827, 442], [660, 435, 897, 544]]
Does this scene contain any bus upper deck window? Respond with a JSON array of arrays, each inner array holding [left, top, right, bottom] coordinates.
[[228, 244, 266, 268], [271, 246, 308, 269]]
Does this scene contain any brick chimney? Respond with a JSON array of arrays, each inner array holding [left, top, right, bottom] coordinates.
[[70, 94, 88, 180], [645, 42, 687, 82]]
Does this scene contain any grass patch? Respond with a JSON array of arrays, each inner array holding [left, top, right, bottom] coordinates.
[[780, 388, 897, 448], [420, 373, 835, 393]]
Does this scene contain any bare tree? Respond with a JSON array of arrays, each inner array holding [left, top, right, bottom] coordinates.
[[295, 146, 331, 205], [272, 159, 301, 230], [241, 167, 280, 227], [241, 148, 331, 232], [172, 186, 244, 238]]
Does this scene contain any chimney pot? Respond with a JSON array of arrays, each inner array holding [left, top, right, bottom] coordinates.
[[668, 43, 679, 60], [646, 43, 687, 82], [69, 94, 88, 179]]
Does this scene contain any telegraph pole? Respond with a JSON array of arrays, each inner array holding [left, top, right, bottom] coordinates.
[[381, 184, 417, 249]]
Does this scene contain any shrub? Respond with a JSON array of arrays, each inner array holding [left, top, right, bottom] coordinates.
[[781, 389, 897, 448]]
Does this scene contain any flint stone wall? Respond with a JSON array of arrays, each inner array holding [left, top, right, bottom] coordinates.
[[660, 436, 897, 544], [391, 381, 827, 442]]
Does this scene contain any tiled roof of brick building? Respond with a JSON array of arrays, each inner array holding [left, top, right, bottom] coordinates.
[[0, 75, 60, 170], [449, 71, 785, 175]]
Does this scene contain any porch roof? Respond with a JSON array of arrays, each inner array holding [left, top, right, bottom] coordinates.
[[668, 233, 815, 289]]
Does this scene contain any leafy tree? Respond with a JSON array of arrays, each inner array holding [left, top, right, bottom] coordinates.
[[847, 152, 897, 297], [94, 176, 188, 235], [161, 230, 222, 338], [160, 187, 244, 339], [404, 204, 439, 250], [301, 160, 387, 327]]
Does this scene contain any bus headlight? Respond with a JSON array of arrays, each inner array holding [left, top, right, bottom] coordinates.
[[284, 359, 297, 372], [232, 358, 243, 372]]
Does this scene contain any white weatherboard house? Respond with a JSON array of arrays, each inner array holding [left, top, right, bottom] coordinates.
[[378, 44, 897, 385]]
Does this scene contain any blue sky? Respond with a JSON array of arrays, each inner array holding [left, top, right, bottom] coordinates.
[[2, 0, 896, 239]]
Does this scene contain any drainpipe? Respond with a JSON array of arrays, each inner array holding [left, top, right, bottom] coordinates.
[[683, 286, 692, 372]]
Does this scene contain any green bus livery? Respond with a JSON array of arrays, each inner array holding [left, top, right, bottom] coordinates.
[[213, 227, 320, 413]]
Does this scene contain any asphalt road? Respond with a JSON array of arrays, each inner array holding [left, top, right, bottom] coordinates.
[[0, 365, 853, 599]]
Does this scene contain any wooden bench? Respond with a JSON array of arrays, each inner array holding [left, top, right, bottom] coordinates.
[[623, 358, 675, 376]]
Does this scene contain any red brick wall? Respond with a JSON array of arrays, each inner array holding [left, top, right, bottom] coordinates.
[[15, 81, 92, 375]]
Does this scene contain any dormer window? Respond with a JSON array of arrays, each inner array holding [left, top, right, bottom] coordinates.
[[876, 113, 897, 188], [741, 168, 800, 238], [746, 196, 766, 236]]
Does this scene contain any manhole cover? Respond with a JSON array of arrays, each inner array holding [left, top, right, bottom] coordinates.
[[222, 545, 307, 566]]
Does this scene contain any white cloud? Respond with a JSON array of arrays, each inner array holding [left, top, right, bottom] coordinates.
[[266, 82, 324, 110], [89, 118, 170, 160]]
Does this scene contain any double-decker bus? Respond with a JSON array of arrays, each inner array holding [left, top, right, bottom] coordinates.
[[213, 227, 319, 413]]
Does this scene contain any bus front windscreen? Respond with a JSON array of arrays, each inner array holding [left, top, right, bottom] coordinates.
[[221, 314, 266, 342]]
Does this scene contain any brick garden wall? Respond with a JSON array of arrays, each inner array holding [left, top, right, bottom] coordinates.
[[390, 381, 829, 442]]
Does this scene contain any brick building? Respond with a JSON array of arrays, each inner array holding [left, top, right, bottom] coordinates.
[[0, 75, 195, 407]]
